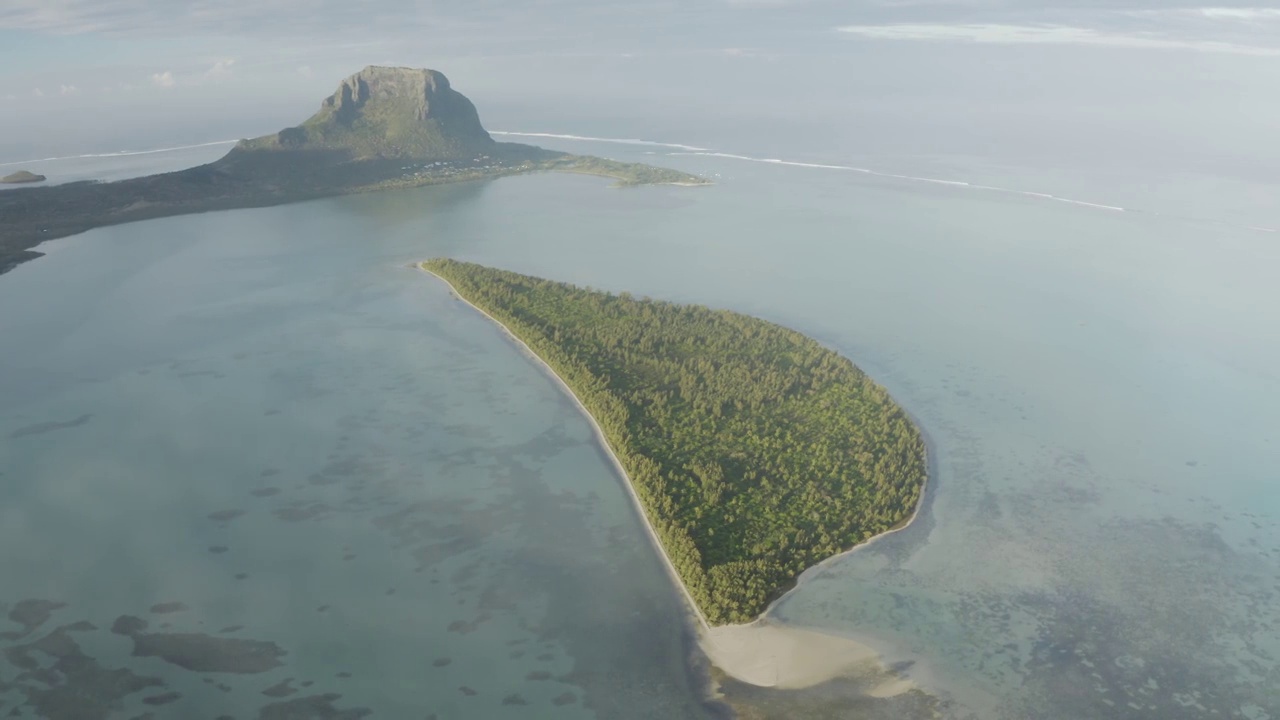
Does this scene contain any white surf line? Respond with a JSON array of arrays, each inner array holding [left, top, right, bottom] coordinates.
[[490, 130, 710, 152], [0, 139, 240, 168], [515, 133, 1124, 211], [466, 130, 1271, 223], [687, 145, 1279, 232], [670, 151, 1130, 213], [680, 151, 871, 172]]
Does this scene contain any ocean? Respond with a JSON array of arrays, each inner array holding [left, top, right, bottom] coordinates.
[[0, 131, 1277, 719]]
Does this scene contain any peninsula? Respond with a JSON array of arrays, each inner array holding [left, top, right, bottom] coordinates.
[[1, 170, 45, 184], [0, 66, 707, 276], [420, 259, 927, 626]]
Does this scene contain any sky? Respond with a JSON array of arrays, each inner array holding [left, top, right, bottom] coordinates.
[[2, 0, 1279, 186]]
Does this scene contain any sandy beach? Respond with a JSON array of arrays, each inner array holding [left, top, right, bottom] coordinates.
[[419, 264, 713, 627], [418, 262, 923, 694]]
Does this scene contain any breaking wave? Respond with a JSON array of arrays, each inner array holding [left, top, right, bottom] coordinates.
[[489, 129, 1132, 214], [669, 151, 1127, 212], [7, 129, 1271, 233], [0, 140, 239, 168], [490, 131, 710, 152]]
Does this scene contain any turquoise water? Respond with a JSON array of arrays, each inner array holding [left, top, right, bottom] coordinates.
[[1, 144, 1278, 719]]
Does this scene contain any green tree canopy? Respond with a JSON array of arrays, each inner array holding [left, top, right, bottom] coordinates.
[[423, 259, 927, 624]]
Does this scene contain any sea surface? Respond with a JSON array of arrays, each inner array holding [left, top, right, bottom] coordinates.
[[1, 137, 1277, 719]]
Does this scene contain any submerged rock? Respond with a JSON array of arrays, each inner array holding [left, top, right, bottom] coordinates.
[[1, 599, 66, 640], [129, 631, 286, 673]]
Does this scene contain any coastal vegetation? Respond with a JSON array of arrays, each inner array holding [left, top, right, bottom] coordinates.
[[544, 155, 707, 186], [422, 259, 926, 624]]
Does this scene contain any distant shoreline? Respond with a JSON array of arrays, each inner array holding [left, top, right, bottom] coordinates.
[[552, 168, 713, 188], [0, 149, 708, 278]]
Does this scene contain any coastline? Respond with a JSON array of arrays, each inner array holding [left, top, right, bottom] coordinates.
[[762, 406, 932, 617], [0, 154, 707, 279], [419, 263, 714, 632], [551, 168, 713, 187], [417, 262, 930, 692]]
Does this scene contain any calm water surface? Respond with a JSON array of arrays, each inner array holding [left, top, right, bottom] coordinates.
[[1, 143, 1277, 719]]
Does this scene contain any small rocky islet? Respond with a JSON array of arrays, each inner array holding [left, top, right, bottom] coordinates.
[[0, 170, 45, 184]]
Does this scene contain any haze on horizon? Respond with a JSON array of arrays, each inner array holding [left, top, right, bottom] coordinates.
[[2, 0, 1279, 196]]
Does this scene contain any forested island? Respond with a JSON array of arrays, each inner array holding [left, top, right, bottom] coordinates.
[[0, 66, 706, 276], [421, 259, 927, 624]]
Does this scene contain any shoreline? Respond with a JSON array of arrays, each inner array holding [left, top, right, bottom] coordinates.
[[417, 262, 931, 691], [419, 263, 714, 632], [551, 167, 713, 187], [761, 404, 932, 618], [0, 153, 707, 279]]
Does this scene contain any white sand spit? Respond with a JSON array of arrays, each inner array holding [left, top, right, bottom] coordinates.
[[702, 620, 891, 689]]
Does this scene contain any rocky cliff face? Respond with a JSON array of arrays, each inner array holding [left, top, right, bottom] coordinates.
[[232, 66, 494, 161], [324, 67, 459, 124]]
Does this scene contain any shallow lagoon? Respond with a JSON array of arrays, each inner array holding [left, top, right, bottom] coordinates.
[[1, 144, 1277, 718]]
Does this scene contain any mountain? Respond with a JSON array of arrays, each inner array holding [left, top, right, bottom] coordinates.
[[0, 66, 706, 276], [235, 67, 495, 160]]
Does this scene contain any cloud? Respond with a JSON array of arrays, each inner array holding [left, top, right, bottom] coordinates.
[[59, 84, 79, 95], [33, 88, 44, 97], [150, 70, 176, 88], [296, 65, 313, 77], [836, 23, 1280, 56], [205, 58, 236, 78], [0, 0, 457, 35], [0, 0, 643, 43], [1197, 7, 1280, 21]]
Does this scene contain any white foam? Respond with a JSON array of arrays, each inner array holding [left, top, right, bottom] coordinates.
[[669, 149, 1128, 212], [1043, 197, 1126, 212], [670, 151, 871, 172], [490, 131, 710, 152], [0, 139, 240, 168], [880, 172, 972, 187]]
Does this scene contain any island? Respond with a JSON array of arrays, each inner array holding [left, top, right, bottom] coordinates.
[[420, 259, 927, 625], [0, 66, 708, 276], [1, 170, 45, 184]]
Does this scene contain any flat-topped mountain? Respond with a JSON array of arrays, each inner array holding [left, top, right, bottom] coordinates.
[[0, 66, 707, 276], [233, 67, 495, 161], [1, 170, 45, 184]]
